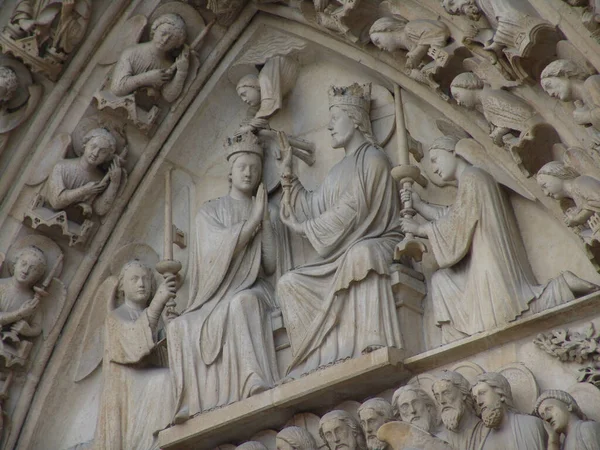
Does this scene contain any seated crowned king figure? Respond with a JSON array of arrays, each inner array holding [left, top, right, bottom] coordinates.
[[277, 82, 404, 377]]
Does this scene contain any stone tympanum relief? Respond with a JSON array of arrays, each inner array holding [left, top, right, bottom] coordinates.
[[167, 131, 279, 423], [440, 0, 558, 81], [537, 161, 600, 245], [400, 136, 599, 343], [358, 397, 393, 450], [319, 410, 367, 450], [75, 247, 176, 450], [94, 4, 214, 133], [0, 55, 42, 153], [275, 426, 318, 450], [0, 0, 91, 80], [369, 17, 452, 99], [277, 82, 404, 377], [0, 235, 64, 440], [471, 372, 548, 449], [24, 118, 128, 247], [535, 390, 600, 450]]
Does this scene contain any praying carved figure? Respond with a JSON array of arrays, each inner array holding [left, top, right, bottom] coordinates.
[[2, 0, 91, 79], [276, 426, 318, 450], [450, 72, 543, 146], [392, 385, 445, 439], [358, 398, 394, 450], [432, 371, 490, 450], [472, 372, 548, 449], [400, 137, 598, 343], [93, 259, 177, 450], [44, 128, 124, 218], [319, 410, 368, 450], [541, 60, 600, 139], [535, 390, 600, 450], [167, 132, 279, 423], [537, 161, 600, 230], [277, 83, 403, 377]]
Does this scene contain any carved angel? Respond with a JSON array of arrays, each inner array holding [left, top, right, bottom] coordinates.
[[24, 117, 128, 246], [0, 235, 65, 367], [0, 56, 42, 153], [74, 246, 176, 450], [94, 4, 213, 132]]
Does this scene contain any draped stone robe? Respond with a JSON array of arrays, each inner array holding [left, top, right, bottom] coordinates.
[[426, 166, 575, 339], [95, 303, 172, 450], [277, 143, 403, 377], [167, 195, 278, 417], [564, 420, 600, 450], [480, 411, 548, 450]]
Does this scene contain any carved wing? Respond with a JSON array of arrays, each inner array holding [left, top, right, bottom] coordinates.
[[98, 15, 147, 66], [73, 276, 118, 382], [26, 132, 71, 186], [463, 56, 520, 90], [41, 278, 67, 340]]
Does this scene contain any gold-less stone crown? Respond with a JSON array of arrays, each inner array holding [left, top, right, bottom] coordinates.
[[328, 82, 371, 112], [225, 131, 264, 160]]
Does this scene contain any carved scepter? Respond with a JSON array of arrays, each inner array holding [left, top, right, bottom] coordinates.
[[391, 84, 427, 262], [156, 168, 181, 322]]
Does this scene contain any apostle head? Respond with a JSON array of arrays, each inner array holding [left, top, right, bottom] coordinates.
[[328, 83, 375, 148], [369, 18, 407, 53], [534, 390, 587, 435], [536, 161, 580, 200], [118, 260, 156, 308], [82, 128, 118, 168], [276, 426, 318, 450], [432, 371, 476, 432], [392, 385, 439, 433], [12, 246, 47, 288], [319, 410, 367, 450], [358, 398, 393, 450], [0, 66, 18, 106], [540, 60, 588, 102], [225, 132, 264, 197], [236, 74, 262, 108], [150, 13, 187, 53], [441, 0, 481, 21], [471, 372, 515, 429], [450, 73, 483, 109]]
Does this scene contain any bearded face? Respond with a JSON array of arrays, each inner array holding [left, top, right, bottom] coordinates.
[[479, 400, 504, 429], [440, 401, 464, 432], [472, 382, 506, 429], [433, 381, 466, 432]]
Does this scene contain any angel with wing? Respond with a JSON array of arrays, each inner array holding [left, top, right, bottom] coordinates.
[[0, 235, 65, 368], [75, 245, 176, 450]]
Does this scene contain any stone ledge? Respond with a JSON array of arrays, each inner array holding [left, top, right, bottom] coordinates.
[[404, 291, 600, 373], [158, 347, 410, 450]]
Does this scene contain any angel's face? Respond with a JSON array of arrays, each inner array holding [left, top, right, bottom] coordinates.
[[122, 264, 152, 305], [451, 86, 478, 109], [83, 136, 116, 166], [537, 174, 566, 200], [430, 148, 458, 182], [14, 249, 46, 287], [237, 86, 261, 107], [370, 32, 401, 53], [541, 77, 573, 102]]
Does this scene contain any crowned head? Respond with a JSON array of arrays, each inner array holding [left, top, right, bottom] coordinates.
[[225, 132, 263, 196], [327, 83, 375, 147]]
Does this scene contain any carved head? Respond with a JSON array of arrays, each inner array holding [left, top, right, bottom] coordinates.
[[13, 246, 47, 288], [236, 442, 268, 450], [118, 260, 156, 307], [150, 13, 187, 52], [429, 136, 462, 182], [276, 426, 318, 450], [432, 371, 475, 432], [236, 74, 261, 108], [358, 398, 393, 450], [392, 385, 439, 433], [328, 83, 375, 147], [226, 132, 263, 196], [450, 73, 483, 109], [369, 18, 407, 53], [319, 410, 367, 450], [536, 161, 579, 200], [0, 66, 18, 105], [535, 390, 587, 434], [441, 0, 481, 21], [82, 128, 117, 167], [471, 373, 515, 429], [540, 60, 587, 102]]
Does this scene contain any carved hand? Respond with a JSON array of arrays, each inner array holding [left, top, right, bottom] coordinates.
[[277, 131, 294, 178], [279, 202, 304, 236], [19, 297, 40, 319], [108, 158, 122, 184], [82, 180, 107, 197], [155, 274, 177, 307], [145, 69, 172, 88], [400, 217, 426, 237], [401, 188, 422, 207], [251, 183, 267, 228], [175, 47, 191, 73]]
